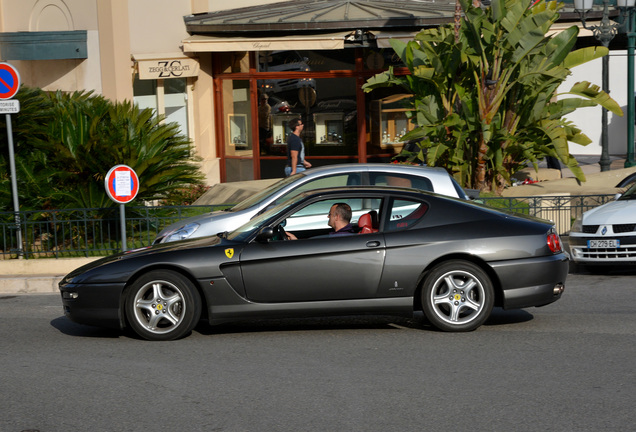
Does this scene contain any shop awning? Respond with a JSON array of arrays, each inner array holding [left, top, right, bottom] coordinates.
[[370, 31, 418, 48], [182, 32, 354, 53]]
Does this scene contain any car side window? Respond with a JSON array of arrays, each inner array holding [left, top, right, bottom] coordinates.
[[283, 197, 382, 238], [275, 173, 362, 204], [370, 172, 433, 192], [386, 199, 429, 231]]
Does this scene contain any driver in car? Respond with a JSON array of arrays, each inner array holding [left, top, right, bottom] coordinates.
[[285, 202, 356, 240]]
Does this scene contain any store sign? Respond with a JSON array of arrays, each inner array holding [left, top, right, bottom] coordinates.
[[138, 58, 199, 80]]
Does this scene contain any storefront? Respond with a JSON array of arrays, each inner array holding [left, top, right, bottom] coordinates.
[[182, 0, 457, 182]]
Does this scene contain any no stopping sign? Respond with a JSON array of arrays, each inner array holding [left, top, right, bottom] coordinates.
[[0, 62, 20, 100], [105, 165, 139, 204]]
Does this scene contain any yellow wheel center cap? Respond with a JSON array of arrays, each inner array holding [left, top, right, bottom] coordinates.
[[157, 304, 163, 310], [454, 294, 462, 301]]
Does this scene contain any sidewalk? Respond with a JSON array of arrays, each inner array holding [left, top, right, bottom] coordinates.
[[0, 257, 98, 295], [3, 156, 635, 295], [504, 155, 636, 197]]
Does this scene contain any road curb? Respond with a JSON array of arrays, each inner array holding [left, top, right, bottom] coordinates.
[[0, 257, 98, 294]]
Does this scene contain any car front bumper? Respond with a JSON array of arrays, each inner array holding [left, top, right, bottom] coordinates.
[[568, 234, 636, 264], [59, 282, 127, 329]]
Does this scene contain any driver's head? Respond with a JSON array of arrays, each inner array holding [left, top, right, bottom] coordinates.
[[328, 203, 352, 230]]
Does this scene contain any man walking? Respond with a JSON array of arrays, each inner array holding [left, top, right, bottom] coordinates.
[[285, 118, 311, 176]]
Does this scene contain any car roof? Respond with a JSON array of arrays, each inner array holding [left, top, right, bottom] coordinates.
[[292, 185, 440, 200], [304, 163, 450, 178]]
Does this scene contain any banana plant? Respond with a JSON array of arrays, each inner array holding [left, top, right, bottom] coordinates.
[[363, 0, 622, 194]]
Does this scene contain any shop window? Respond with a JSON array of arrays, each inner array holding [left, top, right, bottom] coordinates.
[[259, 77, 357, 158], [133, 77, 189, 140], [258, 49, 355, 73], [367, 93, 415, 155], [362, 48, 406, 70], [223, 80, 254, 182]]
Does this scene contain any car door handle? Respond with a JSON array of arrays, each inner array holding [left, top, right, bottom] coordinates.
[[366, 241, 381, 248]]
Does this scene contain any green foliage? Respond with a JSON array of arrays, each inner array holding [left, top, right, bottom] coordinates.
[[0, 87, 204, 211], [362, 0, 622, 194]]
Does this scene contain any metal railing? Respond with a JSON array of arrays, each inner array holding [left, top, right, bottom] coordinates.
[[477, 194, 616, 235], [0, 204, 231, 259], [0, 195, 617, 259]]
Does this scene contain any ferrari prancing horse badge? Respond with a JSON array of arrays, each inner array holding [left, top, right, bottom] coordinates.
[[225, 248, 234, 259]]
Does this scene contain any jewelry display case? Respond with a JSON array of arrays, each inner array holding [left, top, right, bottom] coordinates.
[[314, 113, 344, 145]]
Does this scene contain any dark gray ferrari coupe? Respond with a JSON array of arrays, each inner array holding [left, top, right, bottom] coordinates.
[[59, 186, 568, 340]]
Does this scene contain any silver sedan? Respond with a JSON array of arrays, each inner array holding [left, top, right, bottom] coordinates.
[[154, 163, 468, 243]]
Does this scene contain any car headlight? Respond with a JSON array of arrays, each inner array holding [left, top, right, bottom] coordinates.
[[571, 215, 583, 233], [163, 223, 200, 243]]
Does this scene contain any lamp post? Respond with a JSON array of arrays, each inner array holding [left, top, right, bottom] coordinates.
[[574, 0, 636, 170], [624, 3, 636, 167]]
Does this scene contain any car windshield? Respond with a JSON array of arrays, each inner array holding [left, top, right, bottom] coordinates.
[[230, 173, 306, 211], [227, 196, 303, 242], [618, 183, 636, 200]]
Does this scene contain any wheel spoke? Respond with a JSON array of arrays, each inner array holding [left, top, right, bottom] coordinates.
[[463, 297, 481, 312], [146, 311, 164, 329], [136, 298, 155, 314], [151, 282, 164, 300]]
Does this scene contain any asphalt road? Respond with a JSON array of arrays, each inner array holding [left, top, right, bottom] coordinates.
[[1, 270, 635, 432]]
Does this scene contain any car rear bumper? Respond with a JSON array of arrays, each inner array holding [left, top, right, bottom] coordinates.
[[59, 282, 126, 329], [490, 253, 569, 309]]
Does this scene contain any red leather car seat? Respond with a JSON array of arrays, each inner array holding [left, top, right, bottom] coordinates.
[[359, 213, 378, 234]]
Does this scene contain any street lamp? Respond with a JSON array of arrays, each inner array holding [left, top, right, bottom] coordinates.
[[574, 0, 636, 170]]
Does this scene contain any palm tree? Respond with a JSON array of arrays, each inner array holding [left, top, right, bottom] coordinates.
[[363, 0, 622, 194], [0, 87, 204, 211]]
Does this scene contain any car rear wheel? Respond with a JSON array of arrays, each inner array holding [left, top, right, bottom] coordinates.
[[126, 270, 201, 341], [422, 261, 494, 332]]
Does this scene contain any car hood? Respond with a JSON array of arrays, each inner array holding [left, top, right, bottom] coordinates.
[[583, 200, 636, 225], [62, 235, 230, 284], [157, 209, 233, 237], [155, 206, 261, 242]]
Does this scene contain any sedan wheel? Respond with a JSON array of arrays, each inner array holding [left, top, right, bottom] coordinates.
[[126, 270, 201, 341], [422, 261, 494, 332]]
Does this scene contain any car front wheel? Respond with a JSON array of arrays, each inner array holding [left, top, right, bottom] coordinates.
[[125, 270, 201, 341], [421, 261, 494, 332]]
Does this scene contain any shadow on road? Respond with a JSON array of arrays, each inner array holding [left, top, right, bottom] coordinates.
[[49, 309, 538, 339], [50, 316, 123, 339], [485, 307, 534, 326], [569, 261, 636, 276]]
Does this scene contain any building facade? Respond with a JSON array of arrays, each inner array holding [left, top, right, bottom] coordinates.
[[0, 0, 630, 186]]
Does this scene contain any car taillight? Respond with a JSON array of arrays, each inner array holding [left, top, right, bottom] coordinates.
[[547, 231, 562, 253]]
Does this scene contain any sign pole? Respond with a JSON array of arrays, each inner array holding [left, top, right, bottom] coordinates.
[[5, 113, 23, 257], [1, 62, 22, 257], [119, 204, 127, 252]]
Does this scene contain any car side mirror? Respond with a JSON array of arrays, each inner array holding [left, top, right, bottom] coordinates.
[[615, 193, 622, 201], [256, 226, 275, 242]]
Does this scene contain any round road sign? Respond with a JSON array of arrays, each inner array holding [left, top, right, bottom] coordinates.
[[0, 62, 21, 100], [105, 165, 140, 204]]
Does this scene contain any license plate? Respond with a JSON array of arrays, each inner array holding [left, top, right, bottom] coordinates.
[[587, 239, 620, 248]]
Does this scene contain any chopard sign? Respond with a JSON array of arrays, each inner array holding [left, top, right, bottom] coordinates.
[[138, 59, 199, 80]]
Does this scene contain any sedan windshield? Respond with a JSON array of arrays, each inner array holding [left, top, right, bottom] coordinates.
[[230, 173, 305, 211], [618, 183, 636, 200]]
